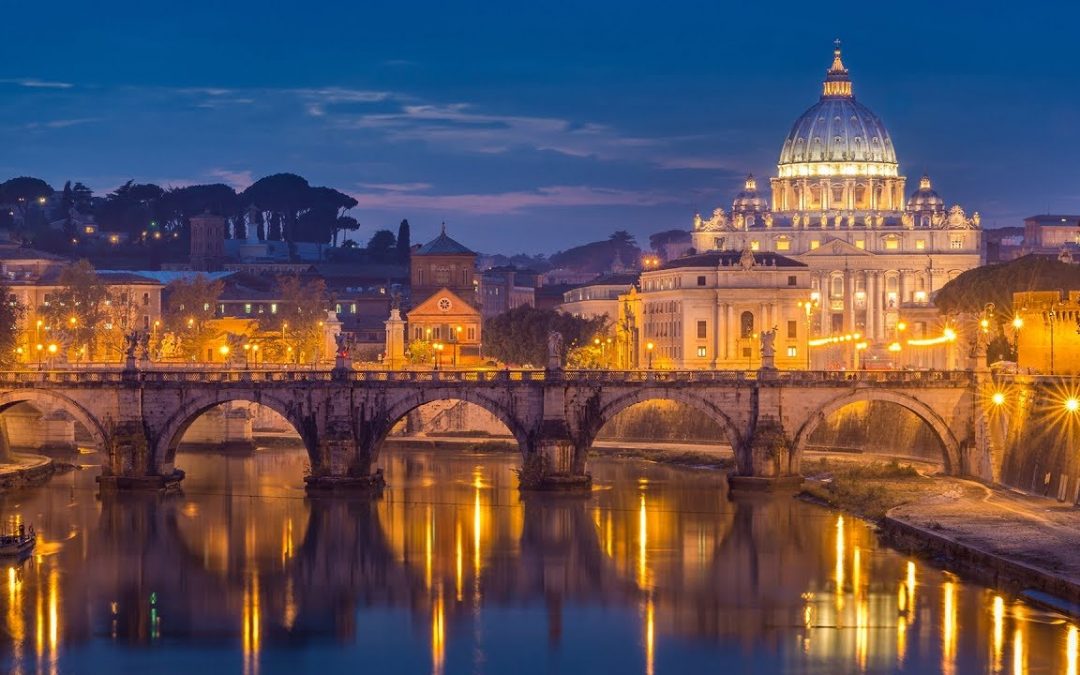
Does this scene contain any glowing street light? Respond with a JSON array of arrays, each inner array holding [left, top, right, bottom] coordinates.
[[646, 341, 654, 370], [991, 392, 1005, 406], [1012, 316, 1023, 330], [1066, 397, 1080, 414]]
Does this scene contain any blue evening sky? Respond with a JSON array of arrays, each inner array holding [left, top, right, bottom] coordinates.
[[1, 1, 1076, 253]]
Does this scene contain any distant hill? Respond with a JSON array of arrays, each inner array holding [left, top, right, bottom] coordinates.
[[548, 231, 640, 274]]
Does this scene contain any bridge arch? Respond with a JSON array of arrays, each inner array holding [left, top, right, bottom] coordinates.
[[372, 388, 531, 465], [791, 389, 961, 473], [0, 388, 108, 448], [154, 391, 316, 471], [584, 387, 744, 459]]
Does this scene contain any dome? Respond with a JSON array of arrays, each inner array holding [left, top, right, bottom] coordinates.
[[907, 174, 944, 211], [777, 44, 899, 177], [731, 174, 769, 214]]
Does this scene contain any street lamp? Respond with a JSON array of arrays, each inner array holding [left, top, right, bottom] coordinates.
[[218, 344, 230, 364], [433, 342, 444, 370], [35, 343, 43, 369], [455, 325, 463, 367], [798, 298, 818, 370], [243, 343, 251, 368], [251, 343, 260, 367], [646, 341, 654, 370]]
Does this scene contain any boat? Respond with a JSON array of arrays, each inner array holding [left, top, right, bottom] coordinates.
[[0, 526, 36, 557]]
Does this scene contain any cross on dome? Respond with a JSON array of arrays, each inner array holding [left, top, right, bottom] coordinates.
[[823, 39, 852, 98]]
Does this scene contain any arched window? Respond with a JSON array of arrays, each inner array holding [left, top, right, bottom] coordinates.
[[831, 276, 844, 297], [740, 311, 754, 338]]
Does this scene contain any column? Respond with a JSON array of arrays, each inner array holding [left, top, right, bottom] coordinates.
[[844, 271, 855, 333], [821, 179, 830, 210], [725, 304, 735, 362], [867, 272, 878, 341], [820, 274, 830, 335], [712, 299, 722, 368]]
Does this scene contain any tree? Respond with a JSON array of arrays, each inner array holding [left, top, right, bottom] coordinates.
[[241, 173, 311, 242], [483, 306, 607, 366], [396, 219, 411, 263], [96, 180, 166, 237], [159, 184, 240, 235], [39, 260, 109, 360], [935, 255, 1080, 316], [366, 229, 397, 263], [549, 231, 642, 274], [0, 177, 54, 222], [649, 229, 691, 251], [162, 275, 225, 360], [275, 275, 330, 364], [406, 338, 434, 365], [0, 281, 25, 366]]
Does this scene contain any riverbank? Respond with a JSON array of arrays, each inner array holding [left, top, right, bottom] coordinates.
[[0, 453, 55, 491]]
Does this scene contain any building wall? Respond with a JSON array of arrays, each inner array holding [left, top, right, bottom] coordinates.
[[411, 253, 476, 307], [1015, 290, 1080, 375]]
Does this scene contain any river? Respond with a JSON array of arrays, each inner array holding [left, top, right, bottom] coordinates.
[[1, 445, 1076, 674]]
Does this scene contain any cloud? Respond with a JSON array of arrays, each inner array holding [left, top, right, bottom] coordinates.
[[335, 102, 658, 160], [352, 184, 676, 215], [656, 157, 744, 170], [3, 78, 74, 89], [25, 118, 99, 130], [357, 182, 432, 192], [207, 169, 254, 190]]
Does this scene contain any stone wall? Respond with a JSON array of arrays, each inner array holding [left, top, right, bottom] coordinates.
[[993, 380, 1080, 502], [805, 400, 945, 462]]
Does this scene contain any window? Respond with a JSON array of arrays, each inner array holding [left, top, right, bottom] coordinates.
[[697, 275, 706, 286], [697, 320, 707, 339], [855, 239, 865, 249], [810, 240, 820, 250], [144, 316, 150, 329], [787, 346, 797, 357], [244, 303, 252, 314], [203, 302, 210, 311], [787, 320, 797, 339], [350, 303, 357, 314], [696, 346, 707, 358], [433, 327, 441, 340], [467, 326, 476, 340], [776, 238, 791, 251], [787, 275, 797, 286], [914, 290, 928, 303], [885, 238, 899, 250], [270, 303, 278, 314], [831, 276, 844, 297], [143, 293, 150, 307], [335, 303, 342, 313], [218, 303, 225, 315], [950, 236, 964, 250], [740, 311, 754, 338], [915, 239, 926, 250], [750, 240, 760, 251]]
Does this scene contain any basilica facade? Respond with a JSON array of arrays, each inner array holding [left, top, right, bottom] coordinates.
[[626, 44, 981, 369]]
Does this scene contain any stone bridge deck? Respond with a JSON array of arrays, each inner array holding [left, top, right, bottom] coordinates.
[[0, 367, 981, 493]]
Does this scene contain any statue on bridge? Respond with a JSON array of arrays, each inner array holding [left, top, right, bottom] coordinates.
[[334, 332, 353, 370], [547, 331, 563, 370], [759, 327, 777, 371]]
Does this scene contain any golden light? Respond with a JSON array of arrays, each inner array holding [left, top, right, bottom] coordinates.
[[35, 343, 43, 352], [243, 343, 251, 351], [646, 342, 654, 351], [47, 344, 57, 354], [992, 392, 1006, 406], [218, 345, 230, 356], [980, 318, 990, 331], [1066, 397, 1080, 413], [251, 344, 259, 352], [594, 337, 601, 345], [1012, 316, 1023, 329], [943, 327, 957, 341], [888, 342, 902, 352], [68, 317, 76, 326], [897, 321, 907, 332]]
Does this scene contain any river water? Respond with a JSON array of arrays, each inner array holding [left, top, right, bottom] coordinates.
[[1, 445, 1076, 674]]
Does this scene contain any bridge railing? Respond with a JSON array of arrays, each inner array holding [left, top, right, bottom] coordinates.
[[0, 367, 976, 386]]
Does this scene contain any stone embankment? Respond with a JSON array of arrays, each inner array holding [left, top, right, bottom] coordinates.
[[0, 454, 55, 491]]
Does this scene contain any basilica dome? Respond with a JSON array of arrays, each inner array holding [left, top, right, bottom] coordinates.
[[777, 45, 898, 178], [906, 174, 944, 212]]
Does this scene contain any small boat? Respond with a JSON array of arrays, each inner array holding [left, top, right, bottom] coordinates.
[[0, 526, 36, 557]]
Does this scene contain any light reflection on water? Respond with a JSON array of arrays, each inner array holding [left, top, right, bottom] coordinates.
[[0, 445, 1077, 674]]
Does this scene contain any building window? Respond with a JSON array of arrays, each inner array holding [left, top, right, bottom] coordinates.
[[787, 346, 797, 357], [244, 303, 252, 314], [335, 303, 342, 313], [855, 239, 865, 249], [696, 346, 707, 358], [831, 276, 844, 297], [787, 275, 797, 286], [270, 303, 278, 314], [467, 326, 476, 340], [950, 237, 964, 249], [740, 311, 754, 338], [776, 238, 790, 251], [750, 240, 760, 251], [915, 239, 926, 250], [697, 275, 706, 286], [914, 290, 928, 303], [885, 238, 899, 250], [350, 303, 357, 314], [697, 320, 707, 339], [810, 240, 820, 250], [787, 320, 797, 339], [143, 293, 150, 307], [433, 327, 441, 340]]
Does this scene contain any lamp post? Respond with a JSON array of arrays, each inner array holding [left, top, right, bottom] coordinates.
[[646, 341, 654, 370], [35, 343, 43, 370], [243, 343, 251, 368], [433, 342, 444, 370], [798, 298, 817, 370], [455, 325, 462, 367], [1046, 304, 1059, 375], [251, 343, 260, 368]]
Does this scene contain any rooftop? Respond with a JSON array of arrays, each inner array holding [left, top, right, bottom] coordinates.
[[415, 226, 475, 256], [661, 251, 807, 270]]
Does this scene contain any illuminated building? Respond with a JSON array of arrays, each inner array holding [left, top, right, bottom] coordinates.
[[1013, 290, 1080, 374], [689, 43, 982, 352]]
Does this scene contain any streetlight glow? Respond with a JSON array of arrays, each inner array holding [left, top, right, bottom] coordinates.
[[1066, 397, 1080, 413], [991, 392, 1005, 406], [1012, 316, 1023, 329]]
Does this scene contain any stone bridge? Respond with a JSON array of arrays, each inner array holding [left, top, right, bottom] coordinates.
[[0, 367, 986, 492]]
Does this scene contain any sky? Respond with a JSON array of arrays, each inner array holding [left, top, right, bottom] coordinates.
[[2, 1, 1078, 254]]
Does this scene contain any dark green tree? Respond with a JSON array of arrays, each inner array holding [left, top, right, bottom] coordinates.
[[396, 219, 411, 263], [0, 280, 25, 366], [366, 229, 397, 262], [241, 173, 311, 242], [483, 306, 607, 366]]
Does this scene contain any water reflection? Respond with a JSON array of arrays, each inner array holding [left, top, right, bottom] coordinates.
[[0, 445, 1077, 673]]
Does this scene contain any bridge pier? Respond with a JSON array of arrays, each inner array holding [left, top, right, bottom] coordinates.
[[519, 423, 592, 492], [729, 417, 803, 493], [97, 420, 185, 492], [304, 418, 385, 494]]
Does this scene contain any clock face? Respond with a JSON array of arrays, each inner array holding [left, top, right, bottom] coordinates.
[[437, 297, 452, 312]]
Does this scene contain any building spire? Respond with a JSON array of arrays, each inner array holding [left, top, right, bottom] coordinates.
[[440, 221, 446, 235], [823, 39, 852, 98]]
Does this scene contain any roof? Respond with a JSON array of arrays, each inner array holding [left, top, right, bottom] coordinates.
[[661, 251, 807, 270], [0, 245, 66, 262], [103, 270, 236, 285], [96, 271, 163, 286], [578, 272, 640, 287], [1024, 215, 1080, 225], [415, 230, 475, 256]]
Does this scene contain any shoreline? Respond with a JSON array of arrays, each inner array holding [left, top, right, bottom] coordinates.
[[0, 454, 55, 491]]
